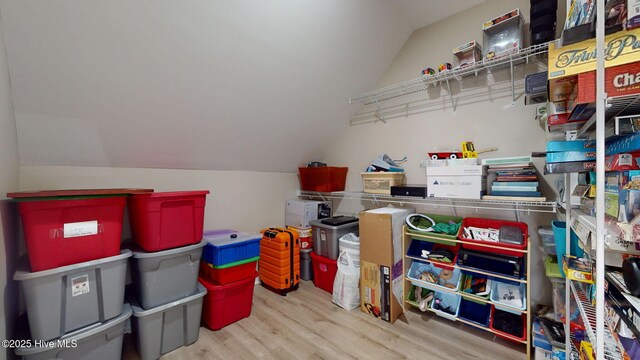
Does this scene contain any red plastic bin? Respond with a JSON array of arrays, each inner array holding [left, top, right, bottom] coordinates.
[[17, 196, 126, 272], [128, 191, 209, 252], [199, 258, 258, 285], [309, 251, 337, 294], [489, 305, 527, 343], [298, 167, 348, 192], [458, 217, 528, 257], [199, 273, 257, 330]]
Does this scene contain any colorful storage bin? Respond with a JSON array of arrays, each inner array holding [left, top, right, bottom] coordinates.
[[459, 272, 492, 299], [310, 251, 338, 294], [490, 279, 526, 313], [407, 260, 461, 291], [199, 273, 258, 330], [458, 298, 491, 327], [298, 166, 348, 192], [13, 250, 131, 341], [459, 217, 528, 257], [406, 213, 464, 246], [490, 306, 527, 343], [457, 249, 524, 279], [130, 240, 205, 309], [429, 291, 461, 321], [128, 191, 209, 252], [16, 196, 127, 272], [199, 256, 259, 285], [406, 240, 459, 266], [203, 232, 261, 266]]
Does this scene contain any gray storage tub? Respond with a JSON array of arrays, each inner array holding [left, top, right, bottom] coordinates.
[[300, 248, 313, 281], [310, 216, 359, 260], [15, 303, 132, 360], [131, 283, 207, 360], [14, 250, 131, 341], [131, 240, 205, 309]]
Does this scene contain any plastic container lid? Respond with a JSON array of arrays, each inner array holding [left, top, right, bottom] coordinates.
[[205, 255, 260, 269], [14, 250, 132, 280], [131, 283, 207, 317], [131, 240, 206, 259], [320, 216, 358, 227], [204, 233, 261, 247], [131, 190, 210, 199], [537, 227, 553, 235], [203, 229, 237, 237]]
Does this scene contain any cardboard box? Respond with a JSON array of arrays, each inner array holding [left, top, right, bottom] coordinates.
[[605, 152, 640, 171], [359, 207, 411, 323], [426, 166, 486, 199], [604, 170, 640, 191], [628, 0, 640, 29], [605, 191, 620, 218]]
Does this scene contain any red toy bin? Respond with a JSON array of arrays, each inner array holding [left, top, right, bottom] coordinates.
[[128, 191, 209, 252], [18, 196, 126, 272], [309, 251, 337, 293], [199, 257, 258, 285], [489, 305, 527, 343], [458, 217, 528, 257], [298, 167, 348, 192], [199, 273, 257, 330]]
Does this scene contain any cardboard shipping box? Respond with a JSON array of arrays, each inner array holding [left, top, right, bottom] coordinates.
[[359, 207, 411, 323]]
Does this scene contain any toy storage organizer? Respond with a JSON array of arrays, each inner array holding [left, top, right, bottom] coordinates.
[[402, 215, 529, 344]]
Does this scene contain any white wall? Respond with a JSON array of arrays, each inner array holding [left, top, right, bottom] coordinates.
[[0, 7, 20, 360], [20, 166, 298, 234], [324, 0, 559, 306]]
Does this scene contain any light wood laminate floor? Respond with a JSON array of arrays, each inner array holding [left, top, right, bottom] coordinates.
[[123, 280, 526, 360]]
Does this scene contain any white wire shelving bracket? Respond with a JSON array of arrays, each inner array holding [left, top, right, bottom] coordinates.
[[348, 42, 549, 123], [298, 191, 557, 217], [570, 281, 626, 360], [576, 94, 640, 138]]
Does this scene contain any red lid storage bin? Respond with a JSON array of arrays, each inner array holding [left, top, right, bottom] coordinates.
[[489, 305, 527, 343], [128, 191, 209, 252], [299, 167, 348, 192], [199, 257, 259, 285], [17, 196, 126, 272], [309, 251, 337, 294], [458, 217, 528, 257], [199, 273, 257, 330]]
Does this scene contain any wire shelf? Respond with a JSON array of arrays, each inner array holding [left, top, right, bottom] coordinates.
[[577, 94, 640, 138], [298, 190, 557, 214], [570, 281, 626, 360]]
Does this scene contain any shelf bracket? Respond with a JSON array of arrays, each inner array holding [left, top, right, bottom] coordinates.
[[509, 55, 516, 107], [373, 97, 387, 124], [449, 198, 457, 217], [444, 77, 456, 114], [371, 195, 380, 207], [515, 204, 521, 222]]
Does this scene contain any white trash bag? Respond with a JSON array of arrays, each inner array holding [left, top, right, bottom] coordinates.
[[332, 250, 360, 311]]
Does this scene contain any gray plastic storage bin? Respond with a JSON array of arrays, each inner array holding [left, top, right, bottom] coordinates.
[[310, 216, 359, 260], [15, 304, 132, 360], [131, 283, 207, 360], [131, 240, 206, 309], [300, 248, 313, 281], [14, 250, 131, 341]]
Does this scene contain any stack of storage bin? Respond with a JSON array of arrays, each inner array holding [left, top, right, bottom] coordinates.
[[127, 191, 209, 360], [8, 189, 144, 359], [200, 230, 261, 330], [309, 216, 359, 293], [287, 227, 314, 281]]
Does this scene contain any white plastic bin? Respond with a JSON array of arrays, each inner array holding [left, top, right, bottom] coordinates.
[[131, 283, 207, 360], [15, 304, 132, 360], [14, 250, 131, 341]]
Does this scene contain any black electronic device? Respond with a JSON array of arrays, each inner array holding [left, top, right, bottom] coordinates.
[[623, 257, 640, 296], [390, 184, 428, 198]]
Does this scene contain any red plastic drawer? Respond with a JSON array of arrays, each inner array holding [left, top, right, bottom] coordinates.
[[458, 217, 528, 257], [18, 196, 126, 272], [489, 305, 527, 343], [199, 273, 257, 330], [199, 260, 257, 285], [128, 191, 209, 252], [310, 251, 337, 294]]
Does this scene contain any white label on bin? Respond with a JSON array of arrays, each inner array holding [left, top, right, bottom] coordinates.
[[320, 229, 326, 242], [63, 221, 98, 238], [71, 275, 90, 297]]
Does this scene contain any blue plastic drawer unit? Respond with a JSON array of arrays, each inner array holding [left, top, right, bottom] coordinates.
[[203, 232, 261, 266]]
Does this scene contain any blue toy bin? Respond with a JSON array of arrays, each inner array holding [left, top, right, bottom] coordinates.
[[429, 291, 461, 321], [458, 298, 491, 327], [551, 221, 584, 276], [490, 279, 526, 314], [407, 260, 461, 292]]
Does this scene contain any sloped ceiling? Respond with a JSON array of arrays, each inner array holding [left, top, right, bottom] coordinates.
[[1, 0, 483, 172]]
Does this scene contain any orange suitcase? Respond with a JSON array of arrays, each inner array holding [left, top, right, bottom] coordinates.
[[259, 227, 300, 295]]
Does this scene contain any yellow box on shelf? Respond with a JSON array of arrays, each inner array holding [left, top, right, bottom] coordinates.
[[361, 172, 405, 195], [563, 255, 594, 284], [579, 341, 594, 360]]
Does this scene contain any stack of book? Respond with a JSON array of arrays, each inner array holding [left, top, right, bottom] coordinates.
[[481, 156, 546, 201]]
